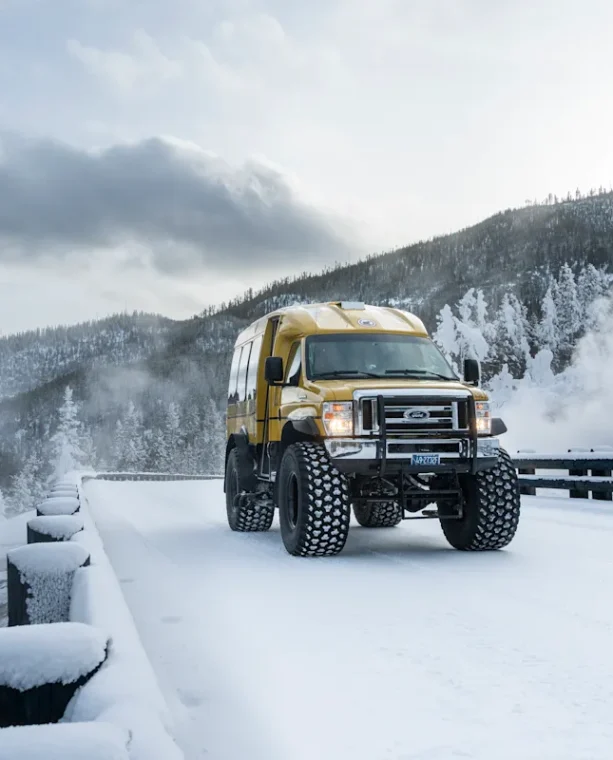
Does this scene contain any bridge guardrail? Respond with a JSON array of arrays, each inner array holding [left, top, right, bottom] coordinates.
[[512, 449, 613, 501], [89, 452, 613, 501], [88, 472, 224, 482]]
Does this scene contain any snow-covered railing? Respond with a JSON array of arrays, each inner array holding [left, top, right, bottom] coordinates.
[[512, 449, 613, 500], [1, 475, 183, 759], [90, 472, 223, 482]]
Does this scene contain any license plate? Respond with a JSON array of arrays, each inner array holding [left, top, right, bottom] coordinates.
[[411, 454, 440, 467]]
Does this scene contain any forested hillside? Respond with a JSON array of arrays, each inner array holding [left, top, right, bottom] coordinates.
[[0, 312, 173, 400], [2, 191, 613, 512]]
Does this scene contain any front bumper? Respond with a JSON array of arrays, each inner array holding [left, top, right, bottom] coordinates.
[[324, 436, 500, 475]]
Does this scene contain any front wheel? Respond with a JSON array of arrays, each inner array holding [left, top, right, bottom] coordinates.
[[277, 442, 351, 556], [438, 448, 521, 551]]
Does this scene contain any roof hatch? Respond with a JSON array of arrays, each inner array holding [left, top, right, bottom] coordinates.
[[339, 301, 366, 310]]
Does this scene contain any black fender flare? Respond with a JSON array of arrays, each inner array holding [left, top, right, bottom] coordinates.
[[224, 430, 251, 492], [491, 418, 507, 436], [285, 417, 320, 438]]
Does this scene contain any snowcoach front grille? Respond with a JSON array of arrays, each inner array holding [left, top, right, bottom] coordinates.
[[355, 391, 470, 437]]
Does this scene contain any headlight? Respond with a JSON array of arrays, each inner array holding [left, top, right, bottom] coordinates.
[[322, 401, 354, 437], [475, 401, 491, 435]]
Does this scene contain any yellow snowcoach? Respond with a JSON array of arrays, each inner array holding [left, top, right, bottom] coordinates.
[[224, 301, 520, 556]]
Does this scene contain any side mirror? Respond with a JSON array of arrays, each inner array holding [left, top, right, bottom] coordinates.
[[463, 358, 480, 385], [265, 356, 284, 384]]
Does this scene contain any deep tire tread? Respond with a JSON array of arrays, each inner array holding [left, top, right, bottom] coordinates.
[[233, 500, 275, 532], [226, 449, 274, 533], [353, 501, 402, 528], [279, 442, 351, 557], [441, 448, 521, 551]]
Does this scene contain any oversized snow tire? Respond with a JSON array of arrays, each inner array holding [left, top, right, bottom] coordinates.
[[277, 442, 351, 557], [353, 501, 402, 527], [439, 447, 521, 551], [225, 448, 274, 532]]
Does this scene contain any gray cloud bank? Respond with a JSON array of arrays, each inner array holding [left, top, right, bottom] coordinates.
[[0, 133, 356, 274]]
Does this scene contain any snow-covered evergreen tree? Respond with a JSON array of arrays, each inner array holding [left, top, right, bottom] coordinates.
[[490, 294, 530, 378], [536, 285, 558, 355], [116, 402, 146, 471], [577, 264, 610, 328], [165, 402, 183, 472], [554, 263, 582, 360], [433, 304, 459, 368], [8, 452, 42, 516], [51, 386, 85, 479], [433, 290, 490, 371]]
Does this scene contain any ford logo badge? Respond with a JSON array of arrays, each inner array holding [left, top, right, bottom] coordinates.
[[404, 409, 430, 420]]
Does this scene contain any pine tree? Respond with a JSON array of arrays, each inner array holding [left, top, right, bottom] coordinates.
[[433, 304, 459, 369], [8, 452, 42, 516], [536, 285, 558, 355], [112, 419, 127, 470], [0, 487, 7, 518], [51, 385, 84, 479], [122, 402, 146, 471], [490, 293, 530, 377], [554, 263, 581, 360], [577, 264, 611, 328], [165, 402, 183, 472]]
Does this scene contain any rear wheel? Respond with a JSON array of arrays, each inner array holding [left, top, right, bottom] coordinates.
[[225, 448, 274, 532], [438, 448, 521, 551], [277, 442, 351, 556], [353, 501, 402, 527]]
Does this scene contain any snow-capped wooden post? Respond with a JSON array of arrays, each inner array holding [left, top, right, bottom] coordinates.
[[36, 495, 80, 517], [516, 450, 536, 496], [7, 543, 90, 627], [568, 448, 589, 499], [27, 515, 84, 544], [0, 622, 108, 727], [47, 488, 79, 500], [589, 448, 612, 501]]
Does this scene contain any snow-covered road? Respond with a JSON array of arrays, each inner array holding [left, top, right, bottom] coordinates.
[[84, 479, 613, 760]]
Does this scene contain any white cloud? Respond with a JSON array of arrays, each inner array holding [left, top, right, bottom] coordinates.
[[0, 132, 358, 272], [67, 30, 182, 94]]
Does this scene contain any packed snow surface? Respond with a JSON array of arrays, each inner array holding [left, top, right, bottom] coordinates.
[[37, 496, 80, 516], [0, 721, 129, 760], [84, 479, 613, 760], [28, 514, 84, 539], [0, 621, 107, 689], [67, 499, 183, 760]]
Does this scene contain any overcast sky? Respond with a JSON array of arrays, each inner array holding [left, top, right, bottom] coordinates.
[[2, 0, 613, 333]]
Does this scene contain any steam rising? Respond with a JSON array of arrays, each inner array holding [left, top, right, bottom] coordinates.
[[500, 296, 613, 453]]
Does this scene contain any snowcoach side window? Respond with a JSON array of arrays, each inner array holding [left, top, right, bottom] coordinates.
[[246, 334, 263, 403], [237, 342, 252, 403], [228, 346, 241, 404]]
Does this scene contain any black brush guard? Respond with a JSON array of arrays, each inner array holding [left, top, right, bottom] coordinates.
[[351, 392, 479, 521]]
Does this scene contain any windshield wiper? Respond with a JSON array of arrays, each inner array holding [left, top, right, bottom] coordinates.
[[315, 370, 382, 379], [384, 369, 457, 381]]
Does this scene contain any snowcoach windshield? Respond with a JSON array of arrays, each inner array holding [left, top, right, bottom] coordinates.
[[305, 333, 458, 381]]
